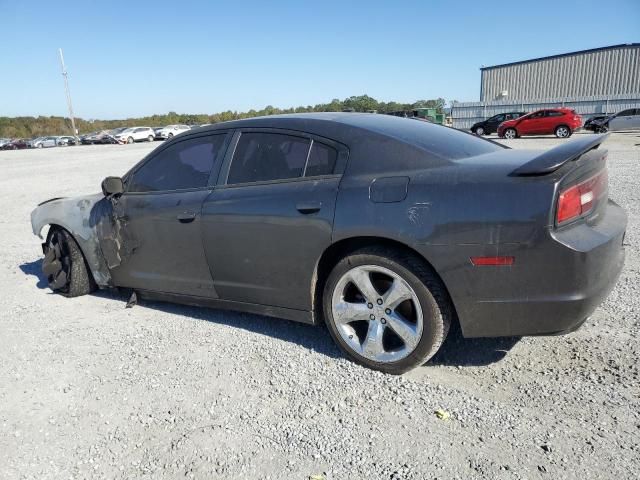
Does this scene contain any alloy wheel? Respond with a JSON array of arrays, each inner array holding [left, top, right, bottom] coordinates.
[[556, 126, 570, 138], [476, 127, 484, 135], [331, 265, 424, 363], [504, 128, 516, 139]]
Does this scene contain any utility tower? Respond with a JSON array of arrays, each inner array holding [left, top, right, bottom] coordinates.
[[58, 48, 77, 136]]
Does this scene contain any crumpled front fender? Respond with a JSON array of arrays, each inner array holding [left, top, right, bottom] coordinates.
[[31, 193, 116, 287]]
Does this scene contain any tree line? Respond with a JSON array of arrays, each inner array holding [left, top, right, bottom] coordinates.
[[0, 95, 445, 138]]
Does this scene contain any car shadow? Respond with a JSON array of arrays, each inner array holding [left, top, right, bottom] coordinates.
[[19, 259, 48, 289], [19, 259, 520, 368], [430, 321, 520, 367]]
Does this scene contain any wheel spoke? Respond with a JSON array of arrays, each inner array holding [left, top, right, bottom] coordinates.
[[333, 300, 371, 324], [383, 279, 413, 309], [362, 320, 385, 358], [348, 268, 379, 302], [386, 312, 419, 350]]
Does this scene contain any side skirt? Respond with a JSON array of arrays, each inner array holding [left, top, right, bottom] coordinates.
[[136, 289, 316, 325]]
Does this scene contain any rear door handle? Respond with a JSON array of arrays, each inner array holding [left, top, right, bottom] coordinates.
[[177, 212, 197, 223], [296, 201, 322, 215]]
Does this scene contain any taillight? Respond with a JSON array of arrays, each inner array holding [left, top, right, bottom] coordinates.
[[556, 169, 608, 225]]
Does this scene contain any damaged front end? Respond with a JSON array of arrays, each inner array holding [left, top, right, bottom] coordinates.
[[31, 193, 132, 287]]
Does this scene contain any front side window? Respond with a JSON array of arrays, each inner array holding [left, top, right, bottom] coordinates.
[[528, 111, 545, 119], [129, 134, 227, 192], [490, 114, 505, 122], [227, 132, 310, 184]]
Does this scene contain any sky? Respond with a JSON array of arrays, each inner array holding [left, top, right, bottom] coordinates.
[[1, 0, 638, 119]]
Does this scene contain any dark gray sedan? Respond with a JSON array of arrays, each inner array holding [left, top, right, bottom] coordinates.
[[31, 113, 626, 374]]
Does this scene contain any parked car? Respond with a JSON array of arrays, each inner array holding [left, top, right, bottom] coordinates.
[[80, 131, 108, 145], [30, 114, 626, 374], [1, 138, 30, 150], [0, 138, 11, 148], [115, 127, 155, 144], [156, 124, 191, 140], [497, 108, 582, 139], [30, 136, 59, 148], [588, 109, 640, 133], [470, 112, 526, 135], [584, 115, 611, 133], [153, 127, 164, 140], [57, 136, 78, 146]]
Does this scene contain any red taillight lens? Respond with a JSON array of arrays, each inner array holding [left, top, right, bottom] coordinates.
[[556, 169, 608, 224]]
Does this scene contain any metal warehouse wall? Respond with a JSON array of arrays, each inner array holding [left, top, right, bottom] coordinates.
[[451, 94, 640, 130], [480, 45, 640, 102]]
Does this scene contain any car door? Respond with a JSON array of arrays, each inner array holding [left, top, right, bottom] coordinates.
[[517, 111, 546, 135], [610, 109, 636, 131], [108, 132, 231, 296], [486, 114, 505, 133], [201, 129, 347, 311]]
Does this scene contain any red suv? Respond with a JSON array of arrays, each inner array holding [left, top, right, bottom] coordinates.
[[497, 108, 582, 139]]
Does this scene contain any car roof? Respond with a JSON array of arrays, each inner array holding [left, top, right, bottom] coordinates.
[[193, 112, 460, 146]]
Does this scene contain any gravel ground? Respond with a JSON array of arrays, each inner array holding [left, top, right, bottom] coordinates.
[[0, 133, 638, 480]]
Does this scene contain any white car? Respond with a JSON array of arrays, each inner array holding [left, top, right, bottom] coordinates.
[[115, 127, 155, 144], [156, 124, 191, 140]]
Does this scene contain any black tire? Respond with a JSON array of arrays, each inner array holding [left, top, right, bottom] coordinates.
[[168, 133, 174, 138], [322, 247, 452, 374], [147, 135, 154, 142], [43, 228, 95, 297], [127, 136, 134, 144], [475, 126, 485, 136], [555, 125, 571, 138], [597, 125, 608, 133]]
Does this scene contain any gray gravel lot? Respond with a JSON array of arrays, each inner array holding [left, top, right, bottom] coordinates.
[[0, 133, 638, 480]]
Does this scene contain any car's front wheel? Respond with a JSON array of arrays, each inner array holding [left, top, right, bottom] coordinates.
[[43, 228, 95, 297], [323, 247, 451, 374], [503, 128, 517, 139], [596, 125, 608, 133], [475, 126, 485, 135], [555, 125, 571, 138], [147, 135, 154, 142], [127, 136, 134, 144]]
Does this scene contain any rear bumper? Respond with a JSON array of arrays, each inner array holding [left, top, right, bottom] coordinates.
[[431, 200, 626, 338]]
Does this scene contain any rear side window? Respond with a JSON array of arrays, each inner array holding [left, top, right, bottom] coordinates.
[[305, 142, 337, 176], [547, 111, 565, 117], [227, 132, 310, 184], [129, 134, 227, 192]]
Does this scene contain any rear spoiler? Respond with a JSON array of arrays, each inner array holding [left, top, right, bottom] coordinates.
[[510, 133, 609, 176]]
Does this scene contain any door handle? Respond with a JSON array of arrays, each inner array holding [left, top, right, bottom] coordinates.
[[177, 212, 197, 223], [296, 201, 322, 215]]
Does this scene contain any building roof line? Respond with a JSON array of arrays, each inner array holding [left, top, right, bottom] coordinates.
[[480, 43, 640, 71]]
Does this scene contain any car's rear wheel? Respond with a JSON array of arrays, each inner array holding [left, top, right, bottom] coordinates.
[[475, 126, 485, 135], [147, 135, 154, 142], [127, 136, 134, 144], [555, 125, 571, 138], [43, 228, 95, 297], [503, 128, 517, 139], [323, 247, 451, 374]]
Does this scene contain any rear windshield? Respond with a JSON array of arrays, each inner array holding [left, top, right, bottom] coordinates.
[[349, 115, 505, 160]]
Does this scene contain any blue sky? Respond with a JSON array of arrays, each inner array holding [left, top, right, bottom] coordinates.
[[1, 0, 638, 119]]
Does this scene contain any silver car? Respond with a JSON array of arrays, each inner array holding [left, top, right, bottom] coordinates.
[[608, 108, 640, 132], [31, 136, 59, 148]]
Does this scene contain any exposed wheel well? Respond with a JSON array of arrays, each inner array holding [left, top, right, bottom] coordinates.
[[312, 236, 457, 325]]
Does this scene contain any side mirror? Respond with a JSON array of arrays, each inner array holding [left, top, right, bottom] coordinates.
[[101, 176, 124, 197]]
